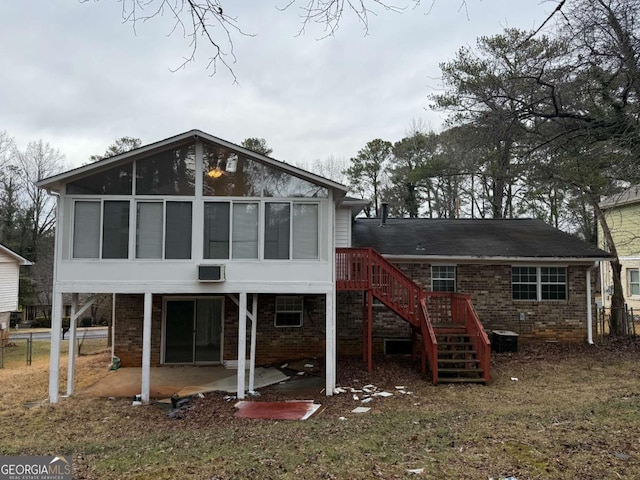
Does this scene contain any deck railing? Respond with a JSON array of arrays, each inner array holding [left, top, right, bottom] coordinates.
[[424, 292, 491, 383], [336, 247, 423, 327], [336, 248, 490, 384], [419, 298, 438, 384]]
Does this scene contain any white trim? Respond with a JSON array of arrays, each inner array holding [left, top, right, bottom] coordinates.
[[48, 290, 63, 403], [0, 243, 32, 266], [237, 292, 247, 400], [48, 281, 334, 295], [385, 254, 612, 264], [249, 294, 258, 394], [66, 293, 78, 396], [141, 292, 153, 403]]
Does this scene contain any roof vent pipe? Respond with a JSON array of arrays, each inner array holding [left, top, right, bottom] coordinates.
[[381, 202, 389, 225]]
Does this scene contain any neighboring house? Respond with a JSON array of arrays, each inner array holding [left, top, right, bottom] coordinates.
[[599, 185, 640, 313], [37, 129, 613, 403], [0, 243, 32, 344]]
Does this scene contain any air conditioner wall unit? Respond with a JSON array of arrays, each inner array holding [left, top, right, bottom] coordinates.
[[198, 265, 226, 282]]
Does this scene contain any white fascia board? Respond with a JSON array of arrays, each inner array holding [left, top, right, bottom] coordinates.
[[0, 243, 33, 266], [51, 280, 335, 295], [383, 254, 614, 265]]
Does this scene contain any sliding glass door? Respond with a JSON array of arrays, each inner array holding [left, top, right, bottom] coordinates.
[[164, 298, 223, 364]]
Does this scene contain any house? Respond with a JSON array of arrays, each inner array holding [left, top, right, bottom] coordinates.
[[37, 129, 612, 403], [0, 243, 32, 345], [599, 185, 640, 313]]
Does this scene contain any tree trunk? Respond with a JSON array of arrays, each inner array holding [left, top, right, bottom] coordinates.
[[593, 197, 626, 335]]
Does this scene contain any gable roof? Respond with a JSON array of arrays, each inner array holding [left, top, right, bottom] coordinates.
[[599, 184, 640, 210], [0, 243, 32, 266], [36, 129, 349, 195], [352, 218, 612, 262]]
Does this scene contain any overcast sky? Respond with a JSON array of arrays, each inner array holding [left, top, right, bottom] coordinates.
[[0, 1, 553, 172]]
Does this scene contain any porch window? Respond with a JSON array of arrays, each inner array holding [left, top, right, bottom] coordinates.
[[67, 163, 132, 195], [432, 265, 456, 292], [73, 201, 101, 258], [102, 201, 130, 259], [204, 202, 230, 259], [275, 296, 304, 327], [265, 202, 319, 260], [629, 269, 640, 296], [512, 266, 567, 301], [136, 201, 192, 259], [232, 203, 259, 259], [264, 203, 290, 259], [136, 143, 196, 195]]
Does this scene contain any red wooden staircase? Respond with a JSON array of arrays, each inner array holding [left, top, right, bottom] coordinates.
[[336, 247, 491, 385]]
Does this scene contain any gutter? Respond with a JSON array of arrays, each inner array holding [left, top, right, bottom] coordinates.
[[586, 261, 599, 345]]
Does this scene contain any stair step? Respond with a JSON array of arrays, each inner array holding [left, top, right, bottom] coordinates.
[[438, 367, 483, 373], [437, 358, 480, 365], [438, 377, 487, 384], [438, 351, 478, 357], [438, 342, 473, 347]]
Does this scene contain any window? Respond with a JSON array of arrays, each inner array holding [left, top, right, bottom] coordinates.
[[275, 296, 304, 327], [264, 202, 319, 260], [432, 266, 456, 292], [67, 164, 132, 195], [264, 203, 290, 259], [629, 269, 640, 296], [165, 202, 192, 259], [136, 202, 163, 259], [135, 201, 193, 259], [102, 201, 130, 258], [232, 203, 259, 259], [73, 200, 130, 259], [73, 201, 101, 258], [292, 204, 318, 259], [136, 144, 196, 195], [512, 266, 567, 301], [204, 202, 230, 259]]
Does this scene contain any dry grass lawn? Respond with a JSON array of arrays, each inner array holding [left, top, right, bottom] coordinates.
[[1, 338, 639, 479]]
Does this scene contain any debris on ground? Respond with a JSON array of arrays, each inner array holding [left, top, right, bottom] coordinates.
[[351, 406, 370, 414], [406, 467, 424, 474]]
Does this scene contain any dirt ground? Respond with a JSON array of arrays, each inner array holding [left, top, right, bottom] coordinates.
[[1, 338, 640, 479]]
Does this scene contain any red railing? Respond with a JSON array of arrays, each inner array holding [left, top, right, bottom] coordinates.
[[336, 248, 423, 327], [424, 292, 491, 383], [420, 298, 438, 385], [336, 248, 490, 384]]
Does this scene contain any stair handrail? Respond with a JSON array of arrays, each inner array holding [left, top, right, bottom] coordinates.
[[420, 298, 438, 385], [460, 294, 491, 383], [336, 247, 423, 326]]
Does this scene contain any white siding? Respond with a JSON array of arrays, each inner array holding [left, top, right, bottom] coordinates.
[[335, 208, 351, 248], [0, 255, 19, 313]]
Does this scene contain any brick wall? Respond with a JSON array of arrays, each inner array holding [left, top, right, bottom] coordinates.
[[224, 294, 326, 364], [335, 261, 596, 354], [114, 293, 326, 367]]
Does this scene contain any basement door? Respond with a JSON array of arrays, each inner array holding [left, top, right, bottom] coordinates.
[[163, 298, 223, 364]]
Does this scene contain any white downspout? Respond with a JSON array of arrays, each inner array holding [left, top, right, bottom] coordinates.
[[586, 262, 599, 345]]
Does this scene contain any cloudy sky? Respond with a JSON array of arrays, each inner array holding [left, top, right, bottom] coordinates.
[[0, 1, 553, 172]]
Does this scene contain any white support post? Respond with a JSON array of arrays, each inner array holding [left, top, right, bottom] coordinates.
[[325, 290, 336, 396], [111, 293, 116, 360], [66, 293, 79, 396], [248, 294, 258, 394], [141, 292, 153, 403], [48, 290, 63, 403], [237, 292, 247, 399]]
